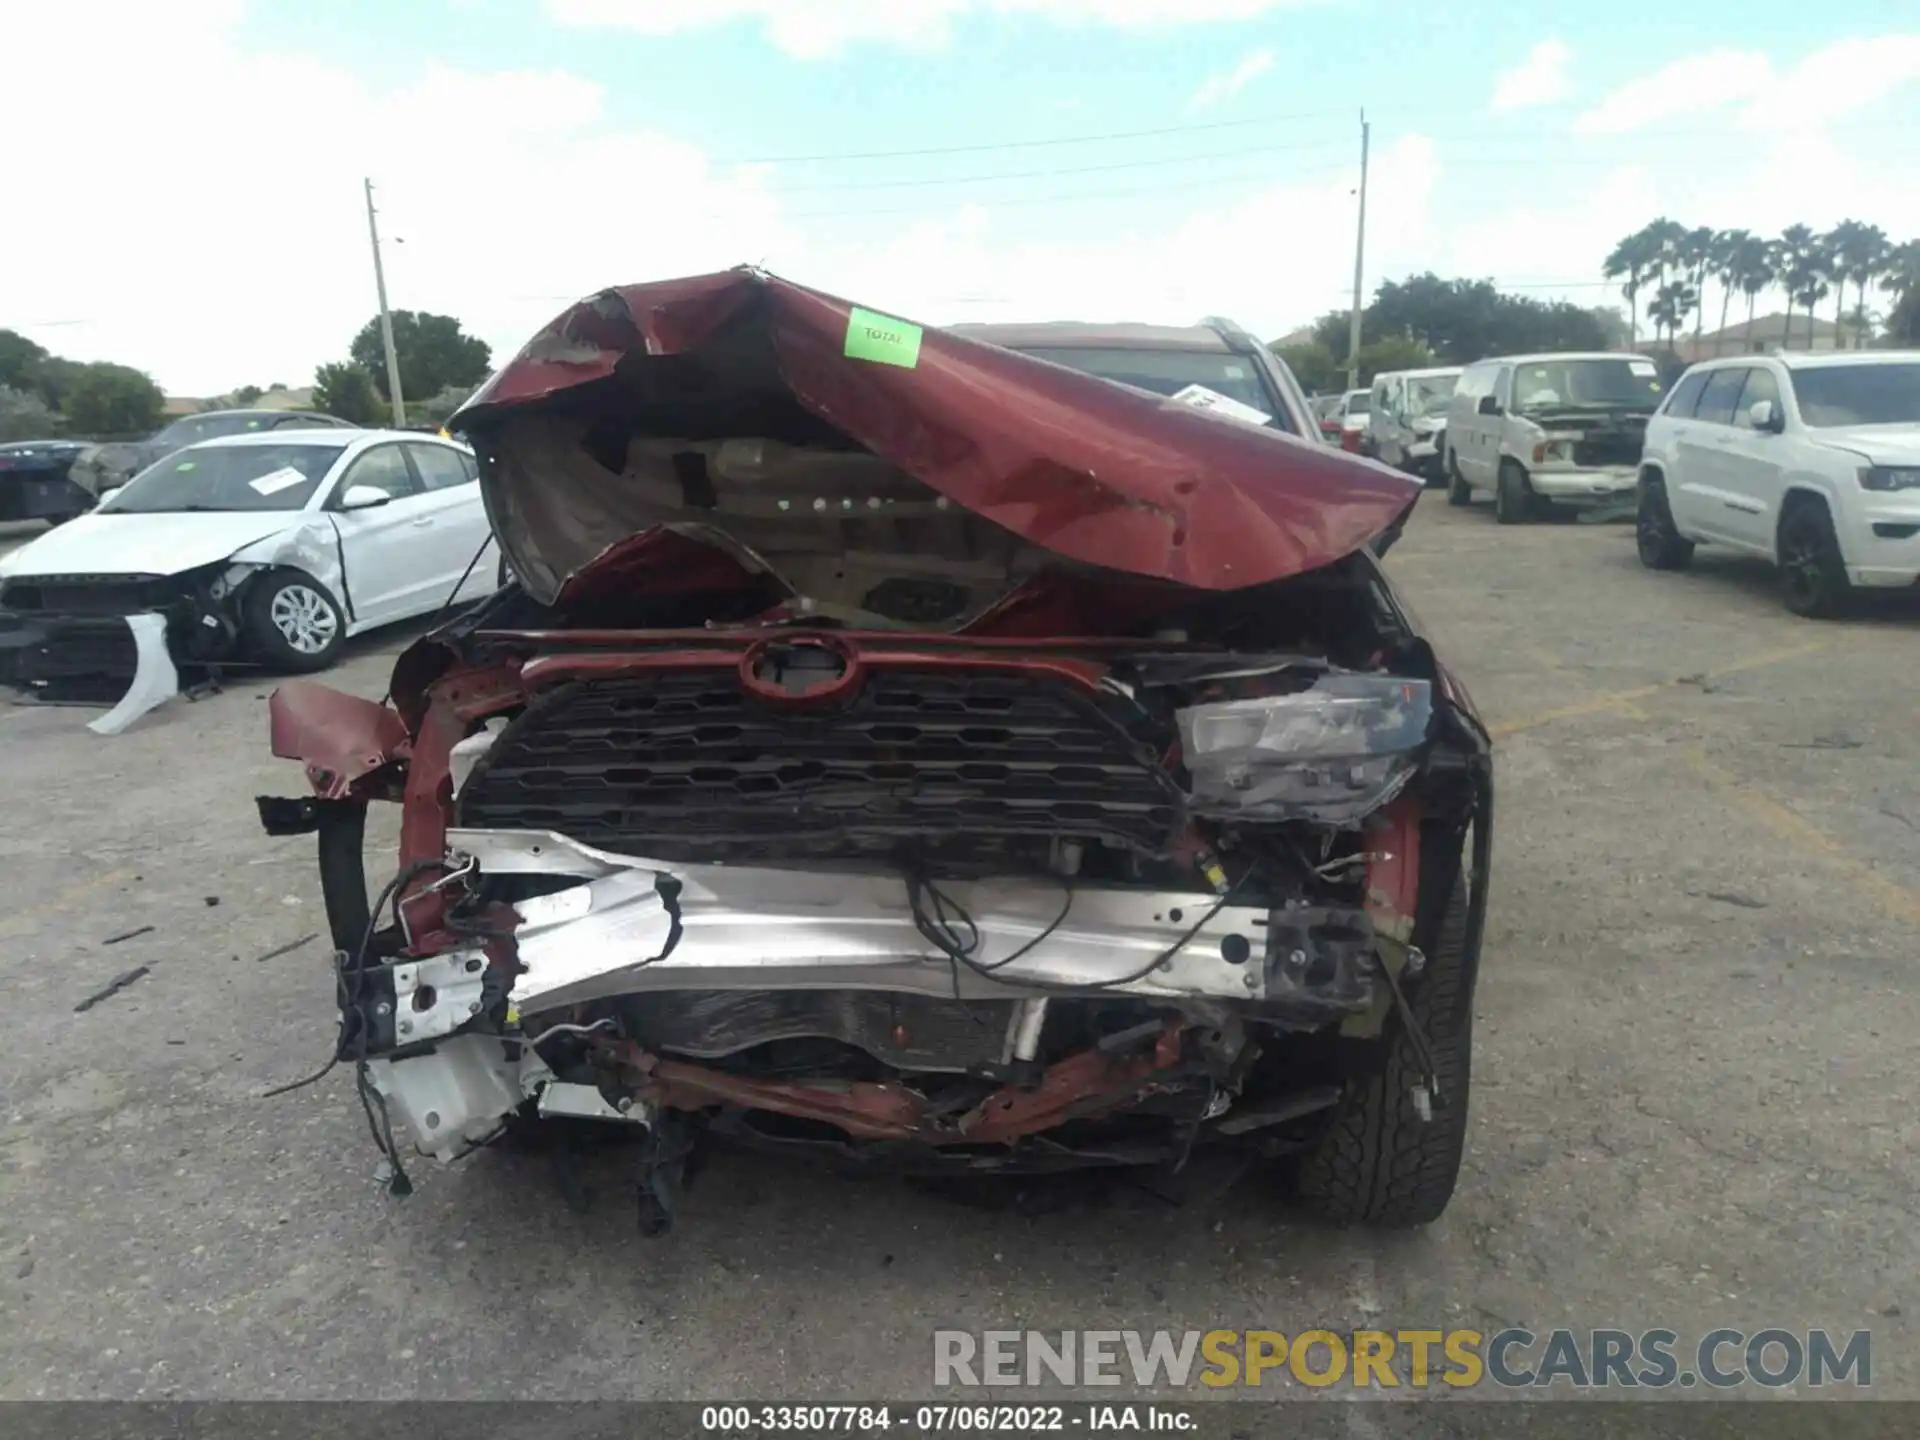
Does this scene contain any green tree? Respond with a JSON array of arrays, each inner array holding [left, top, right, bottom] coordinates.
[[1730, 235, 1777, 352], [1828, 220, 1889, 348], [1272, 340, 1342, 394], [1880, 238, 1920, 344], [313, 362, 382, 424], [1603, 230, 1658, 349], [1352, 335, 1436, 384], [0, 329, 50, 394], [62, 362, 164, 436], [348, 311, 491, 405], [231, 384, 265, 406], [0, 386, 60, 442]]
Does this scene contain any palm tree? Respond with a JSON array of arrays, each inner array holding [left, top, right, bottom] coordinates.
[[1777, 224, 1818, 348], [1647, 280, 1697, 350], [1883, 238, 1920, 346], [1709, 229, 1752, 355], [1603, 227, 1662, 349], [1734, 236, 1777, 352], [1681, 225, 1716, 353], [1824, 221, 1888, 347]]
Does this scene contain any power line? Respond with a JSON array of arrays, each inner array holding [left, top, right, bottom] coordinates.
[[722, 105, 1359, 165]]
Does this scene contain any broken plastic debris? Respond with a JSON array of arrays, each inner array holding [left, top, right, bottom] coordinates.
[[88, 614, 179, 736]]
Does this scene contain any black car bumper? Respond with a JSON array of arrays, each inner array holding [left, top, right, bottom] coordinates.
[[0, 611, 143, 703]]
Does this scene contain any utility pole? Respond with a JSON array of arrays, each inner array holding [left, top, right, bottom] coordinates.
[[1345, 110, 1370, 394], [363, 177, 407, 428]]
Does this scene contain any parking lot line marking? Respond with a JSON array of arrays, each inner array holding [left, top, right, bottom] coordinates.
[[0, 867, 139, 939], [1681, 751, 1920, 930], [1487, 638, 1833, 738]]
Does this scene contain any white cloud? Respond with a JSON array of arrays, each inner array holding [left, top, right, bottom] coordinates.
[[1490, 40, 1570, 112], [1189, 48, 1275, 111], [1575, 36, 1920, 136], [547, 0, 1311, 58], [1574, 49, 1771, 134]]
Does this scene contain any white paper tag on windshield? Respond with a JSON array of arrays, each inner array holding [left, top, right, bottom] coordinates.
[[1170, 384, 1271, 427], [248, 466, 306, 495], [1628, 359, 1658, 377]]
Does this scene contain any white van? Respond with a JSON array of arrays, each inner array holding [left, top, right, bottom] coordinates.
[[1367, 367, 1462, 484], [1442, 352, 1665, 523]]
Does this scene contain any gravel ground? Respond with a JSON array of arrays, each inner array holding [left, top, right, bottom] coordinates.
[[1, 496, 1916, 1402]]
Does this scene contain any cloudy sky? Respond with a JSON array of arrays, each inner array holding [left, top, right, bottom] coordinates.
[[9, 0, 1920, 395]]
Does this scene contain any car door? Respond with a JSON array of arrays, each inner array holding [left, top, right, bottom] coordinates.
[[1473, 366, 1512, 487], [324, 441, 441, 625], [1674, 367, 1763, 546], [1652, 368, 1711, 531], [403, 441, 498, 607], [1715, 365, 1790, 551]]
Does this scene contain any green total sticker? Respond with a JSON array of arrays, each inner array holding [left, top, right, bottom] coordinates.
[[844, 307, 923, 369]]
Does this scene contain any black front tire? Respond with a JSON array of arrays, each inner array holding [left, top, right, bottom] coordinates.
[[1636, 477, 1695, 570], [1295, 876, 1476, 1227], [1446, 451, 1472, 506], [244, 571, 347, 673], [1494, 462, 1532, 525], [1778, 501, 1852, 619]]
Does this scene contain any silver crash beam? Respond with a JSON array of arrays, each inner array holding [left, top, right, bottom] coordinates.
[[443, 828, 1273, 1014]]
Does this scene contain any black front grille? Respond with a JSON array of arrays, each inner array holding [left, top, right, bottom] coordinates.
[[457, 668, 1183, 862], [0, 575, 173, 615]]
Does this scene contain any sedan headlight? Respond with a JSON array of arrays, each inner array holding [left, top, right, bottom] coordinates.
[[1860, 465, 1920, 492]]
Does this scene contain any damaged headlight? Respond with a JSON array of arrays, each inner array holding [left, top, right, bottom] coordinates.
[[1177, 676, 1432, 824]]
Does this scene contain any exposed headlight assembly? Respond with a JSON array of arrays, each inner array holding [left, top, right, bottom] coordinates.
[[1860, 465, 1920, 492], [1177, 676, 1433, 825]]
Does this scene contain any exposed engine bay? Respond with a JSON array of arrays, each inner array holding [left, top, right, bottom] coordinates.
[[258, 269, 1493, 1233]]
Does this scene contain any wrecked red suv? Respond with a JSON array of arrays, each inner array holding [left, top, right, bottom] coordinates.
[[259, 270, 1493, 1232]]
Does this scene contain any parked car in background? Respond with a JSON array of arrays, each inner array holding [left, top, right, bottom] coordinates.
[[0, 439, 94, 525], [1636, 350, 1920, 617], [1311, 393, 1344, 443], [1368, 367, 1462, 485], [1443, 352, 1664, 523], [950, 319, 1320, 439], [1335, 388, 1371, 453], [0, 429, 496, 729], [69, 408, 360, 501]]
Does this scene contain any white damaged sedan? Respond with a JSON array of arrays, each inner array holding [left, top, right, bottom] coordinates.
[[0, 428, 499, 732]]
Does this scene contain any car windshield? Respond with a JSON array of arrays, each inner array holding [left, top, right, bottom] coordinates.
[[1406, 375, 1459, 418], [99, 442, 346, 513], [1789, 363, 1920, 426], [1510, 358, 1663, 413], [151, 412, 283, 448], [1015, 346, 1277, 419]]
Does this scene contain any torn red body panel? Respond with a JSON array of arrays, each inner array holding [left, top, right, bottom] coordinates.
[[267, 680, 411, 800], [456, 267, 1417, 603]]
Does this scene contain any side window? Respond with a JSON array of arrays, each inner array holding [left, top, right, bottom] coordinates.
[[1694, 368, 1750, 426], [1491, 367, 1513, 408], [1370, 381, 1389, 414], [406, 443, 475, 492], [1663, 370, 1710, 418], [334, 444, 418, 504], [1734, 367, 1781, 427]]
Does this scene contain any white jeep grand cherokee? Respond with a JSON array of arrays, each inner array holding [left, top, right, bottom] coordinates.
[[1635, 351, 1920, 617]]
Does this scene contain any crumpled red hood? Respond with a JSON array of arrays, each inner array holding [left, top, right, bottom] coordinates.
[[456, 267, 1417, 596]]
